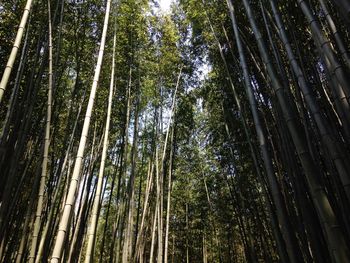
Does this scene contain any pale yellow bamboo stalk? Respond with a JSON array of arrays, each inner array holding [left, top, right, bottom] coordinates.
[[161, 67, 182, 162], [160, 67, 181, 263], [164, 126, 174, 263], [0, 0, 34, 103], [134, 160, 155, 262], [149, 162, 159, 263], [84, 26, 117, 263], [50, 0, 111, 261], [35, 91, 87, 263]]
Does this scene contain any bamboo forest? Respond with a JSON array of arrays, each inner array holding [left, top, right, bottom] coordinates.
[[1, 0, 350, 262]]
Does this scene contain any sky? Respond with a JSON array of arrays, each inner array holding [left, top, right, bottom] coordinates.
[[159, 0, 172, 12]]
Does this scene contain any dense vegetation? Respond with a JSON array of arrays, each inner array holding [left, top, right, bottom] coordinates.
[[0, 0, 350, 262]]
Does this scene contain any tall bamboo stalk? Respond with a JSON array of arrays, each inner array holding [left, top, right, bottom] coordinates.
[[28, 1, 53, 261], [269, 0, 350, 209], [164, 125, 175, 263], [0, 0, 34, 103], [241, 0, 350, 261], [50, 0, 111, 261], [84, 25, 117, 263], [226, 1, 302, 262]]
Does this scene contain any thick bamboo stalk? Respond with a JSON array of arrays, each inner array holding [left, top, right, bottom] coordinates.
[[319, 0, 350, 69], [270, 0, 350, 212], [241, 0, 350, 261], [297, 0, 350, 116], [226, 1, 302, 262]]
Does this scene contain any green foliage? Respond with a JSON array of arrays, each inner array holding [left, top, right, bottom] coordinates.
[[1, 0, 350, 262]]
